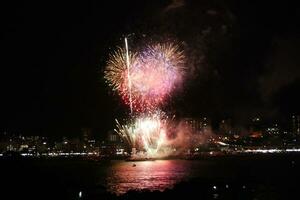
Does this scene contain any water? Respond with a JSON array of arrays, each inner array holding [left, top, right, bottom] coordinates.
[[2, 155, 300, 198], [105, 160, 202, 194], [100, 155, 300, 195]]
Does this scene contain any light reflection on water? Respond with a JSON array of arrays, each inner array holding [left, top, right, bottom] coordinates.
[[105, 160, 200, 195]]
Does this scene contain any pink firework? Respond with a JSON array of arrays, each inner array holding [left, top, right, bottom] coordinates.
[[105, 42, 185, 112]]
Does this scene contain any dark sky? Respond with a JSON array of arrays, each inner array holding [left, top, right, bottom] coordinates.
[[1, 0, 299, 137]]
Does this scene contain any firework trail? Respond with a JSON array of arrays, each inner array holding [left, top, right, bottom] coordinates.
[[124, 37, 133, 114]]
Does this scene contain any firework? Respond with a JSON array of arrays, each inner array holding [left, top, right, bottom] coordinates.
[[105, 38, 187, 158], [105, 42, 185, 112], [115, 111, 170, 157], [104, 46, 137, 94]]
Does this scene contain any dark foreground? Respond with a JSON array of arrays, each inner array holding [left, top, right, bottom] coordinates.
[[1, 154, 300, 200]]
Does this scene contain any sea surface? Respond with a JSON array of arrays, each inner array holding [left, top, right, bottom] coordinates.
[[105, 160, 203, 194], [1, 154, 300, 198]]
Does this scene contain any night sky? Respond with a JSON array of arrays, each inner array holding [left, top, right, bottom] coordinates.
[[1, 0, 299, 138]]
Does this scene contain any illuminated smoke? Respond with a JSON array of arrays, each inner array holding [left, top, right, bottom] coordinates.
[[115, 112, 216, 158]]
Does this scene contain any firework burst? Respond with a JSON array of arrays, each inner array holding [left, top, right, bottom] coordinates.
[[104, 47, 137, 93], [105, 42, 185, 112]]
